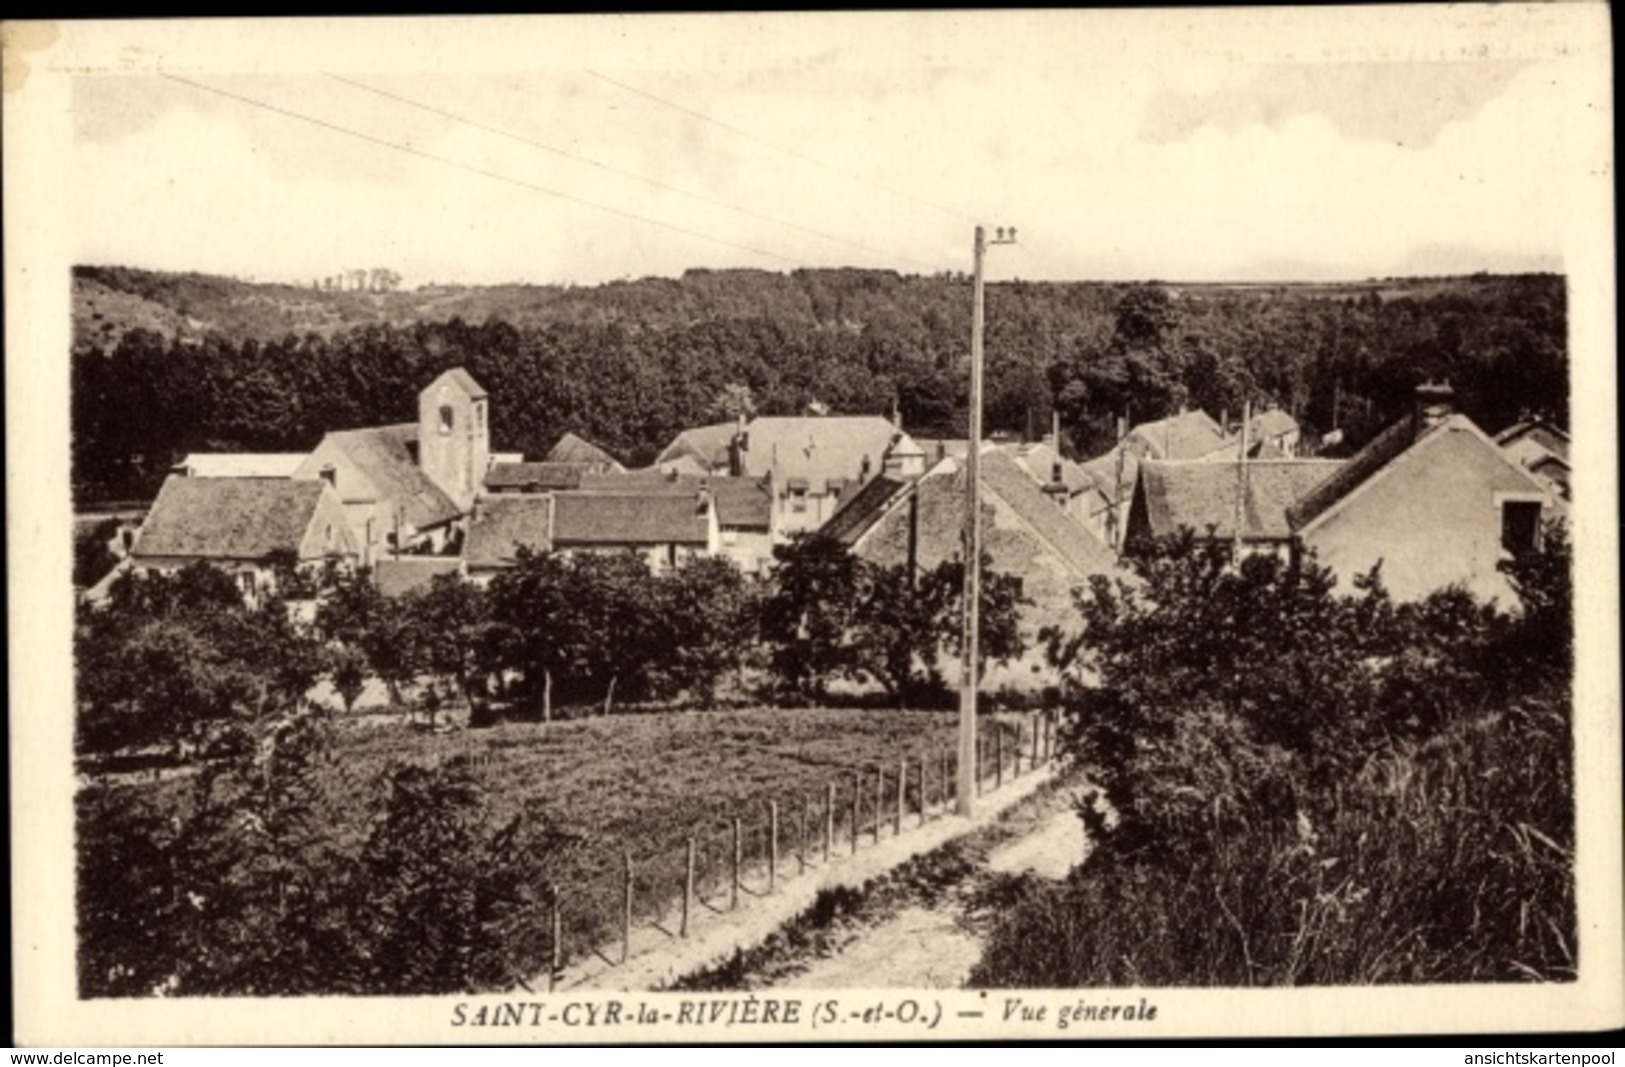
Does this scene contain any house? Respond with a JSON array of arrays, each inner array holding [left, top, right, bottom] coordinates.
[[484, 461, 592, 494], [826, 448, 1121, 687], [725, 414, 920, 533], [655, 422, 737, 474], [1286, 385, 1555, 604], [295, 368, 489, 563], [553, 491, 719, 570], [543, 432, 625, 472], [1496, 419, 1571, 503], [173, 453, 307, 479], [1246, 407, 1301, 457], [1081, 409, 1231, 548], [120, 475, 359, 607], [1125, 458, 1345, 556], [1002, 438, 1111, 539], [463, 495, 555, 586], [578, 470, 780, 575], [463, 488, 720, 583]]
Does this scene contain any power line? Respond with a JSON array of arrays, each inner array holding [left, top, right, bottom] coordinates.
[[584, 69, 982, 226], [324, 73, 943, 272], [158, 72, 799, 267]]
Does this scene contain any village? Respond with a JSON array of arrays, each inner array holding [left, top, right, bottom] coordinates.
[[85, 365, 1569, 656]]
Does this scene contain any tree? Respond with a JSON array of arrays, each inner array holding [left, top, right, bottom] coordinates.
[[354, 761, 558, 994], [759, 533, 863, 700], [656, 556, 758, 705], [408, 574, 491, 724], [847, 560, 954, 705], [486, 548, 572, 721]]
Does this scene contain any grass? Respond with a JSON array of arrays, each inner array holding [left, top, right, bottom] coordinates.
[[968, 680, 1576, 986], [85, 705, 1044, 972]]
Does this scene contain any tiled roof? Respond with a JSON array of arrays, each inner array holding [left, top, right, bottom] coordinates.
[[322, 423, 463, 529], [578, 471, 774, 530], [485, 461, 588, 491], [133, 476, 331, 560], [1127, 410, 1229, 461], [552, 492, 711, 546], [176, 453, 306, 478], [465, 495, 553, 569], [980, 450, 1119, 578], [656, 422, 737, 469], [1495, 420, 1570, 461], [849, 451, 1118, 582], [1135, 459, 1344, 541], [544, 432, 624, 470], [821, 474, 909, 546], [373, 557, 464, 598], [737, 416, 906, 494], [1286, 416, 1419, 530], [1005, 441, 1096, 495], [1250, 408, 1299, 440]]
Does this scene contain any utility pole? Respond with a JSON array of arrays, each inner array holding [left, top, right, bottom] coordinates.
[[959, 223, 1016, 817]]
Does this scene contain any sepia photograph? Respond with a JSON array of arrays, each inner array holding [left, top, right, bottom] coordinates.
[[7, 8, 1620, 1044]]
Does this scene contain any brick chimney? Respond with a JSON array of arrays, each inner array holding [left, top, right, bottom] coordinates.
[[1414, 380, 1457, 435]]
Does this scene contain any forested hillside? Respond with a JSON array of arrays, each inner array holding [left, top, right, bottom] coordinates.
[[70, 265, 1566, 504]]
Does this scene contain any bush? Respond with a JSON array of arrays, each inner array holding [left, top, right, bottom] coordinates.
[[975, 531, 1575, 986]]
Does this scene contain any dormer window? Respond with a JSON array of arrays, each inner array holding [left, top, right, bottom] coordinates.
[[439, 404, 455, 435]]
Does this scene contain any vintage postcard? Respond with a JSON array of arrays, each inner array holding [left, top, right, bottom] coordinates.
[[7, 8, 1620, 1045]]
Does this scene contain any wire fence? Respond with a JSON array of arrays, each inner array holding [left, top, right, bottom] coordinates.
[[529, 707, 1062, 989]]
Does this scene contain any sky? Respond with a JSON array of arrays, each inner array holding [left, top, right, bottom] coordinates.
[[59, 10, 1607, 288]]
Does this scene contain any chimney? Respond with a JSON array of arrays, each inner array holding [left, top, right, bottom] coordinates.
[[860, 453, 872, 482], [696, 485, 712, 516], [1414, 380, 1457, 435]]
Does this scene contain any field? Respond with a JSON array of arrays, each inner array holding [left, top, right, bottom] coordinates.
[[86, 705, 1050, 973]]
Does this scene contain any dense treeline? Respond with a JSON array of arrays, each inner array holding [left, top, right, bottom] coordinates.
[[71, 267, 1565, 502], [972, 525, 1574, 985]]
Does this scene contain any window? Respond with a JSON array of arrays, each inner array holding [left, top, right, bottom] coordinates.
[[1501, 500, 1542, 556], [474, 401, 485, 430], [789, 488, 807, 514], [439, 404, 454, 435]]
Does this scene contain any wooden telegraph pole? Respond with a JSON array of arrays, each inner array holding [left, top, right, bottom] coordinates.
[[958, 223, 1016, 817]]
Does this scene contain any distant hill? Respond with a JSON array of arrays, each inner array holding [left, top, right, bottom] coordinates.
[[70, 264, 1566, 506], [71, 263, 1558, 351]]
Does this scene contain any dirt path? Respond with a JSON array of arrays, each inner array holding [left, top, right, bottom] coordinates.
[[775, 791, 1089, 989]]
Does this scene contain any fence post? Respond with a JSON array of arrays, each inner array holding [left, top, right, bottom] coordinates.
[[824, 781, 835, 863], [1031, 711, 1040, 767], [895, 756, 906, 836], [681, 837, 695, 938], [799, 796, 809, 873], [768, 800, 779, 893], [731, 816, 742, 911], [548, 882, 561, 992], [873, 765, 884, 843], [850, 775, 860, 856], [1014, 719, 1023, 776], [996, 720, 1005, 789], [941, 745, 951, 811], [918, 754, 928, 828], [621, 852, 633, 964]]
